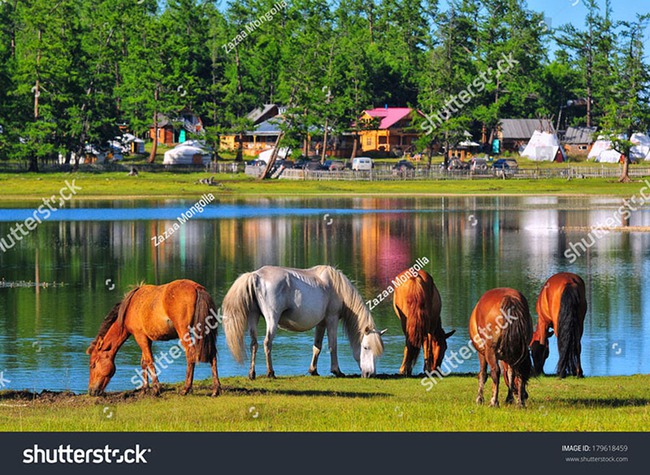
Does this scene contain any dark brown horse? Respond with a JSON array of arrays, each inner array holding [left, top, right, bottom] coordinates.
[[531, 272, 587, 378], [392, 269, 455, 376], [87, 279, 221, 397], [469, 288, 532, 407]]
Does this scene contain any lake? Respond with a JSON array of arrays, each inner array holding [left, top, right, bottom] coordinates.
[[0, 196, 649, 393]]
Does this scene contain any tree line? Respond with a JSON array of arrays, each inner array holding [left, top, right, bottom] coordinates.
[[0, 0, 648, 173]]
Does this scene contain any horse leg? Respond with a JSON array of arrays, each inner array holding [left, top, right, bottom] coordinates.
[[476, 352, 487, 405], [487, 352, 500, 407], [263, 323, 277, 379], [180, 341, 196, 396], [248, 315, 259, 380], [399, 341, 419, 376], [503, 362, 515, 404], [210, 354, 221, 397], [515, 375, 527, 408], [309, 322, 326, 376], [135, 335, 159, 395], [326, 315, 344, 377]]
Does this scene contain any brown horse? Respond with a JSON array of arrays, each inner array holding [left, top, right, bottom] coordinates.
[[392, 269, 455, 376], [531, 272, 587, 378], [87, 279, 221, 397], [469, 288, 532, 407]]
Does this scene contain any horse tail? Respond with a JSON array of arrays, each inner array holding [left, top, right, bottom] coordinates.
[[497, 294, 533, 384], [402, 273, 429, 348], [222, 272, 258, 363], [556, 283, 583, 377], [192, 287, 218, 363]]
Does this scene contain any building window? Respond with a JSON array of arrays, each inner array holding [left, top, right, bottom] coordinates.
[[366, 137, 371, 146], [579, 145, 587, 150], [379, 136, 387, 144]]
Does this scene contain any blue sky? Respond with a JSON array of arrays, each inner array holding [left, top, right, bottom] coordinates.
[[524, 0, 650, 57]]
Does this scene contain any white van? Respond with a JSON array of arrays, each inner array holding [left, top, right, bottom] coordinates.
[[351, 156, 373, 171]]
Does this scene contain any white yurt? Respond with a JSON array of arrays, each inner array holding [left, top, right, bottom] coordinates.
[[587, 135, 625, 163], [163, 142, 211, 165], [520, 130, 566, 162]]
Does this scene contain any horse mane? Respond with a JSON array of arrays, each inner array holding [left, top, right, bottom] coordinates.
[[397, 271, 430, 348], [86, 285, 141, 354], [322, 266, 383, 356]]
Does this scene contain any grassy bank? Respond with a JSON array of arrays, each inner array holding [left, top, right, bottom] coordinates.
[[1, 374, 648, 431], [1, 172, 649, 201]]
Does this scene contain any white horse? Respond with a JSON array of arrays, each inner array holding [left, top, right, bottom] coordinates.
[[222, 265, 386, 379]]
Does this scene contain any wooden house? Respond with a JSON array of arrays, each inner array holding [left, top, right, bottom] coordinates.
[[357, 107, 422, 155]]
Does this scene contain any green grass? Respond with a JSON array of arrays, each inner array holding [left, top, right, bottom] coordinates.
[[0, 172, 649, 202], [1, 375, 648, 431]]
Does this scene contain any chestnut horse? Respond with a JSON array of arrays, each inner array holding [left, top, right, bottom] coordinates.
[[531, 272, 587, 378], [87, 279, 221, 397], [392, 269, 455, 375], [469, 288, 533, 407]]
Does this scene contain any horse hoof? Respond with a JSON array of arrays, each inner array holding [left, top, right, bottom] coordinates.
[[267, 372, 276, 379], [489, 401, 499, 408], [180, 388, 191, 396], [211, 387, 221, 397], [248, 371, 256, 380], [475, 397, 484, 405], [309, 370, 320, 376], [331, 370, 345, 377]]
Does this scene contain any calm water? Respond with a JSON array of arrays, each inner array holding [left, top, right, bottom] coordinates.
[[0, 196, 649, 393]]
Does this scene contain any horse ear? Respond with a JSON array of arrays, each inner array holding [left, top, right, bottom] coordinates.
[[379, 328, 388, 335], [364, 326, 372, 335], [445, 329, 456, 339]]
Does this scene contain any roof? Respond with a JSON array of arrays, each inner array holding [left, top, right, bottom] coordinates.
[[363, 107, 414, 129], [564, 126, 597, 144], [246, 104, 280, 125], [248, 116, 284, 136], [499, 119, 555, 139]]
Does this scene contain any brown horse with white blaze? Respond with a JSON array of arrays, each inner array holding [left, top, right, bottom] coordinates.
[[531, 272, 587, 378], [87, 279, 221, 397], [469, 288, 533, 407], [392, 269, 455, 376]]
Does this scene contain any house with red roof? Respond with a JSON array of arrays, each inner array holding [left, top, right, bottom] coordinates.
[[358, 107, 423, 155]]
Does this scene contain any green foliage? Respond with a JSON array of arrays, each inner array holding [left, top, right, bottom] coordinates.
[[0, 0, 648, 170]]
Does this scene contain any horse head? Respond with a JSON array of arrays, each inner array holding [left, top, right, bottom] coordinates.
[[530, 328, 553, 376], [359, 327, 387, 378], [431, 329, 456, 371], [87, 337, 117, 396]]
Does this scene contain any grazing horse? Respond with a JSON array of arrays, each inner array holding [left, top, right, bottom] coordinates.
[[531, 272, 587, 378], [222, 265, 386, 379], [469, 288, 533, 407], [87, 280, 221, 397], [392, 269, 455, 376]]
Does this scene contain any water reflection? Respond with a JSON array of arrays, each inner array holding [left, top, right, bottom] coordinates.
[[0, 196, 648, 393]]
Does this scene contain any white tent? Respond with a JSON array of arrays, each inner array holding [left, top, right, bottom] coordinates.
[[588, 134, 640, 163], [631, 133, 650, 161], [257, 147, 291, 163], [163, 143, 210, 165], [520, 130, 566, 162]]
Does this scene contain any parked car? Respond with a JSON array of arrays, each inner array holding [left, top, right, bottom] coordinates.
[[247, 159, 267, 167], [392, 159, 415, 172], [293, 158, 321, 170], [321, 160, 345, 171], [492, 158, 518, 177], [351, 156, 374, 171], [448, 158, 470, 170], [470, 157, 489, 172]]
